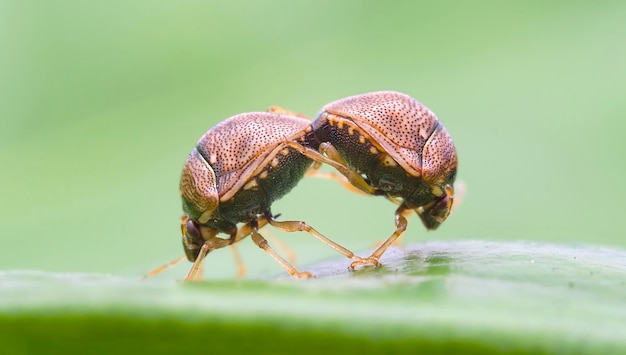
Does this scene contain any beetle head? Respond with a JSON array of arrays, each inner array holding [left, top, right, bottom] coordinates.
[[416, 183, 454, 230]]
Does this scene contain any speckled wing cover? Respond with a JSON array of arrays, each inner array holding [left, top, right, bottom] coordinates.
[[323, 91, 455, 180], [196, 112, 311, 201]]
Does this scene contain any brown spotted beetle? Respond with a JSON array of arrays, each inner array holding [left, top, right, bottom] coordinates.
[[308, 91, 458, 269], [147, 111, 368, 280]]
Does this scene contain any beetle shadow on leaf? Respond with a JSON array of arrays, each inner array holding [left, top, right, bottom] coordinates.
[[401, 251, 453, 277], [289, 246, 455, 299]]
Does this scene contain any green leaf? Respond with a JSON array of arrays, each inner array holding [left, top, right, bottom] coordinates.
[[2, 241, 625, 354]]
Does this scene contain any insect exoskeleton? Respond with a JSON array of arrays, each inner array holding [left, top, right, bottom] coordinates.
[[172, 111, 365, 280], [309, 91, 458, 269]]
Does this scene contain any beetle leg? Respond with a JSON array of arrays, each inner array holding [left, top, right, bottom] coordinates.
[[146, 217, 273, 281], [305, 169, 370, 195], [229, 245, 246, 279], [284, 141, 375, 194], [267, 106, 308, 118], [264, 229, 298, 265], [318, 142, 349, 168], [450, 180, 465, 213], [319, 142, 378, 195], [185, 242, 212, 281], [265, 213, 364, 263], [225, 216, 274, 279], [250, 228, 312, 278], [349, 205, 410, 270]]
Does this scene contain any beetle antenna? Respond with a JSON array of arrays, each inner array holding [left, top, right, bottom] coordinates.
[[142, 255, 186, 279]]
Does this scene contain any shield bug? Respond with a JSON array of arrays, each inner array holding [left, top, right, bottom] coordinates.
[[310, 91, 458, 269], [155, 111, 366, 281]]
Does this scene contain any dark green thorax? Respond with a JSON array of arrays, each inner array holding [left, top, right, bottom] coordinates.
[[308, 117, 377, 174]]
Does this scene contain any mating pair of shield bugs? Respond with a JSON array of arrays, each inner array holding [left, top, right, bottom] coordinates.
[[146, 91, 458, 281]]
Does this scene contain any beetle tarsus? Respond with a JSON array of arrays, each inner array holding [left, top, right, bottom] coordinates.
[[348, 257, 381, 270], [293, 271, 314, 278]]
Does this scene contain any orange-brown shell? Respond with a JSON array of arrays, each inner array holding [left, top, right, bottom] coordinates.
[[323, 91, 456, 182], [422, 125, 457, 186], [196, 112, 312, 202], [180, 148, 219, 223]]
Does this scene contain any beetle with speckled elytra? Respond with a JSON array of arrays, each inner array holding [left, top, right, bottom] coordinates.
[[147, 111, 370, 281], [306, 91, 458, 269]]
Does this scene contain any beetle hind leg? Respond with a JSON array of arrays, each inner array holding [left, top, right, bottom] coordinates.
[[251, 228, 312, 278], [305, 167, 369, 196], [228, 245, 246, 279], [266, 213, 365, 266]]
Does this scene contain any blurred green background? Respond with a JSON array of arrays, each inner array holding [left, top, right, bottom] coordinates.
[[1, 0, 625, 279]]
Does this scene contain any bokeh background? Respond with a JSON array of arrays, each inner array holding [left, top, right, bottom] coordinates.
[[2, 0, 625, 278]]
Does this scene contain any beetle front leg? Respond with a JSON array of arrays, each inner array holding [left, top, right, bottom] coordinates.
[[349, 205, 410, 270], [184, 221, 264, 282], [224, 216, 272, 279], [185, 242, 212, 281], [284, 141, 376, 195], [317, 142, 349, 170], [267, 106, 308, 118], [305, 164, 370, 196]]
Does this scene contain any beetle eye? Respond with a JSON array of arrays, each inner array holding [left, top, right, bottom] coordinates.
[[447, 168, 457, 184], [380, 181, 395, 192], [182, 219, 204, 262], [186, 219, 201, 242]]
